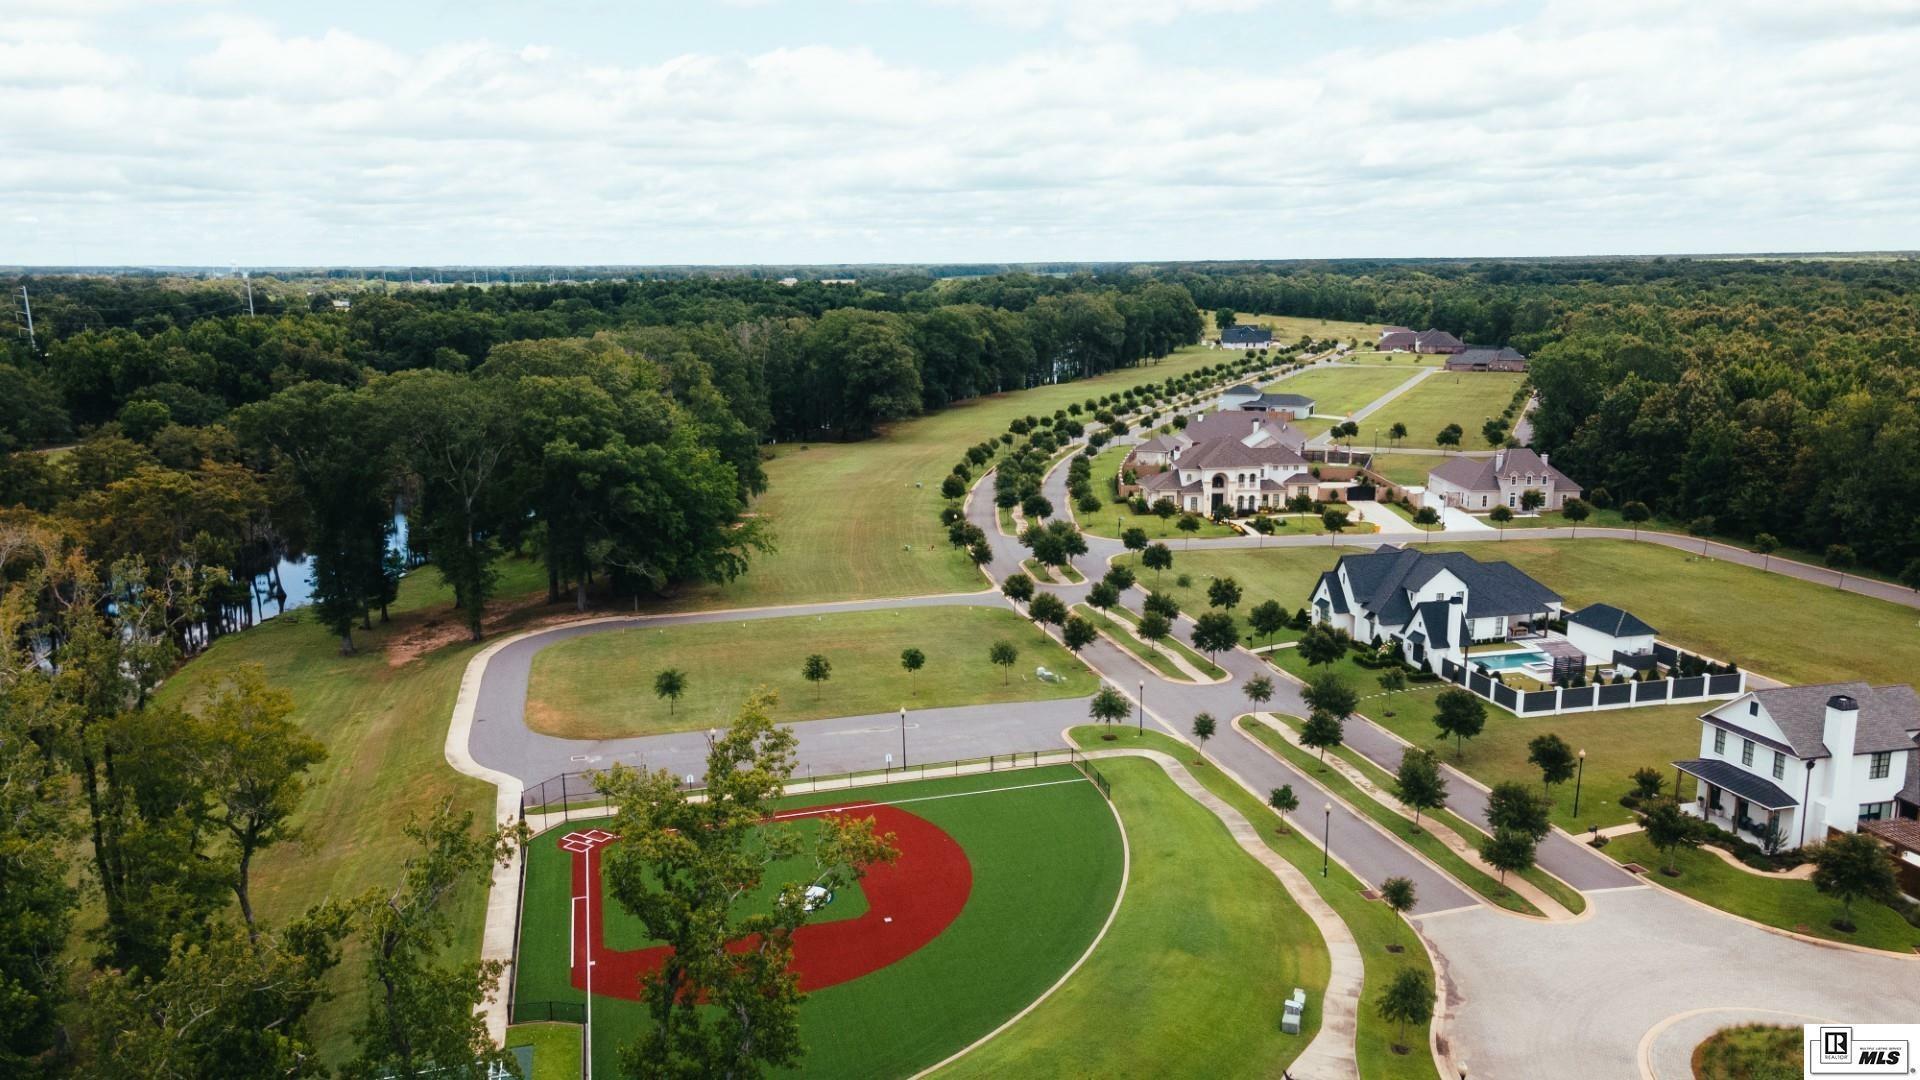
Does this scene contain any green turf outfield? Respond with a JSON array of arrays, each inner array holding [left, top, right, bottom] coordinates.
[[513, 765, 1125, 1078]]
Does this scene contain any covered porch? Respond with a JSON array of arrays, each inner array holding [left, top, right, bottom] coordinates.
[[1674, 757, 1800, 851]]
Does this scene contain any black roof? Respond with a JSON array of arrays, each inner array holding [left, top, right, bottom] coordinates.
[[1568, 603, 1656, 638], [1334, 546, 1560, 624], [1221, 326, 1273, 344], [1672, 758, 1799, 810]]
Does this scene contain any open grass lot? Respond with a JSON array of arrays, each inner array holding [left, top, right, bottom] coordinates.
[[1344, 350, 1447, 368], [149, 556, 554, 1062], [1210, 313, 1389, 348], [686, 347, 1231, 610], [525, 606, 1094, 739], [1605, 833, 1920, 954], [1691, 1024, 1800, 1080], [516, 766, 1125, 1079], [1364, 452, 1448, 487], [506, 1023, 583, 1080], [1068, 727, 1436, 1080], [1119, 547, 1338, 629], [1351, 371, 1527, 450], [1261, 365, 1416, 419], [937, 753, 1329, 1080]]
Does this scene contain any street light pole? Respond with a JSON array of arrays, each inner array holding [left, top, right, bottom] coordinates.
[[584, 841, 596, 1080], [1572, 748, 1587, 816], [1137, 680, 1145, 732], [900, 706, 908, 766], [1321, 803, 1332, 876]]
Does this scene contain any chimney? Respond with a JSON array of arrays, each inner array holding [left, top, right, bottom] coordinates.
[[1822, 694, 1860, 836], [1493, 450, 1505, 472], [1540, 452, 1549, 468]]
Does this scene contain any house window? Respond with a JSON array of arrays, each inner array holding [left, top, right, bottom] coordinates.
[[1869, 751, 1892, 780], [1859, 801, 1892, 822], [1508, 494, 1516, 507], [1748, 700, 1758, 716], [1771, 751, 1785, 780], [1740, 739, 1754, 766], [1712, 729, 1726, 755]]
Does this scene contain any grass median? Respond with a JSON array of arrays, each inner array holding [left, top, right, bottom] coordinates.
[[1076, 604, 1191, 682]]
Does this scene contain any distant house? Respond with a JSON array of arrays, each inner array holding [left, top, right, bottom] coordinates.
[[1310, 545, 1563, 673], [1122, 411, 1315, 514], [820, 278, 857, 285], [331, 298, 352, 311], [1563, 604, 1657, 669], [1238, 392, 1316, 420], [1425, 449, 1580, 513], [1678, 682, 1920, 850], [1218, 325, 1274, 349], [1378, 327, 1417, 351], [1377, 327, 1465, 354], [1446, 346, 1528, 372], [1219, 383, 1263, 409]]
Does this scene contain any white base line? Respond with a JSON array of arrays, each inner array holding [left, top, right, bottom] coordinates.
[[775, 776, 1092, 820]]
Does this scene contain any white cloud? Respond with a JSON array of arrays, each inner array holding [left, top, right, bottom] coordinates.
[[0, 0, 1916, 263]]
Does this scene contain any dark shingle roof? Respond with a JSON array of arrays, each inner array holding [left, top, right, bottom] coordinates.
[[1672, 758, 1800, 810], [1446, 346, 1528, 369], [1315, 571, 1349, 615], [1735, 682, 1920, 759], [1332, 545, 1560, 625], [1427, 448, 1579, 495], [1221, 326, 1273, 345], [1568, 603, 1656, 638], [1249, 392, 1315, 410], [1412, 599, 1453, 648], [1224, 383, 1262, 396]]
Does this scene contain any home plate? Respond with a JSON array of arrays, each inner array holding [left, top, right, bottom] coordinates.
[[884, 917, 893, 924]]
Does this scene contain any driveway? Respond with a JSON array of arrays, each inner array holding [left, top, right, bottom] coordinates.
[[1438, 506, 1495, 533]]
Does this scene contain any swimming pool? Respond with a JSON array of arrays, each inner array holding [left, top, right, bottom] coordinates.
[[1472, 648, 1548, 671]]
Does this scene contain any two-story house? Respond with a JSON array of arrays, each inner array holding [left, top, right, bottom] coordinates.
[[1676, 682, 1920, 851], [1425, 448, 1581, 513], [1310, 545, 1563, 673], [1122, 411, 1316, 515]]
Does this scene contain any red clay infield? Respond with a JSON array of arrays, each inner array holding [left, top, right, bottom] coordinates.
[[566, 802, 973, 999]]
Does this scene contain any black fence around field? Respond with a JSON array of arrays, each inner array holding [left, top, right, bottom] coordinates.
[[510, 1000, 585, 1025]]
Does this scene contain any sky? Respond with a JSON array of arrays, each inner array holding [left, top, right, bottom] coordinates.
[[3, 0, 1919, 266]]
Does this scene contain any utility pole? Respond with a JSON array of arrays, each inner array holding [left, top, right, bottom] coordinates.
[[243, 272, 256, 317], [15, 285, 34, 351]]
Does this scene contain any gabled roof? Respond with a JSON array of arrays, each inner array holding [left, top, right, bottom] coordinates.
[[1314, 571, 1349, 615], [1246, 392, 1315, 411], [1567, 603, 1656, 638], [1378, 330, 1417, 350], [1182, 410, 1307, 451], [1182, 439, 1306, 471], [1411, 599, 1453, 648], [1427, 448, 1580, 495], [1415, 328, 1463, 349], [1446, 346, 1528, 369], [1221, 326, 1273, 344], [1332, 545, 1560, 625], [1135, 435, 1181, 453], [1222, 383, 1263, 397], [1739, 682, 1920, 759]]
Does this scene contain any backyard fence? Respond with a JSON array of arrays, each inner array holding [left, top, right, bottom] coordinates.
[[1441, 658, 1745, 717]]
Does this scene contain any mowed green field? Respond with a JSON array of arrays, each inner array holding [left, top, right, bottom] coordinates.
[[934, 755, 1328, 1080], [1351, 371, 1527, 449], [1209, 312, 1388, 347], [1365, 451, 1447, 487], [513, 766, 1126, 1079], [688, 347, 1232, 610], [1344, 350, 1446, 368], [1261, 365, 1416, 419], [523, 606, 1095, 739]]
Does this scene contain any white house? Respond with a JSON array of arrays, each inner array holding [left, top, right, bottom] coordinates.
[[1122, 411, 1316, 514], [1310, 546, 1563, 674], [1426, 448, 1581, 513], [1219, 383, 1263, 409], [1218, 325, 1273, 349], [1563, 604, 1656, 671], [1676, 682, 1920, 851]]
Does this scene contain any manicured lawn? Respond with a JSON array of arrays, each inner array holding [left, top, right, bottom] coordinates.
[[688, 345, 1232, 610], [1692, 1024, 1800, 1080], [1365, 452, 1444, 487], [1605, 832, 1920, 954], [1118, 548, 1339, 630], [1343, 350, 1447, 368], [518, 766, 1126, 1079], [938, 756, 1328, 1080], [524, 606, 1094, 739], [1242, 718, 1543, 916], [149, 556, 554, 1063], [1350, 372, 1527, 450], [1262, 365, 1418, 419], [1106, 603, 1229, 679], [1068, 727, 1437, 1080], [506, 1023, 583, 1080], [1211, 313, 1389, 347]]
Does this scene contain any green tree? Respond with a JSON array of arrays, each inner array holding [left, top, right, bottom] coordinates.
[[1299, 709, 1345, 761], [1388, 421, 1408, 446], [1321, 507, 1350, 544], [1489, 504, 1513, 536], [1379, 876, 1416, 921], [1520, 488, 1546, 515], [899, 648, 925, 682], [1810, 832, 1900, 932], [1435, 423, 1463, 452], [802, 654, 832, 700], [346, 803, 524, 1080], [1620, 500, 1650, 538], [1478, 827, 1537, 886], [1753, 532, 1779, 570], [1176, 513, 1201, 547], [1394, 748, 1448, 831], [1242, 674, 1275, 711], [1411, 506, 1440, 540], [1297, 622, 1347, 667], [1642, 798, 1699, 875], [1086, 580, 1120, 611], [1482, 418, 1507, 448], [1207, 576, 1243, 610], [655, 668, 688, 715], [1561, 497, 1590, 536], [1062, 614, 1097, 653], [1486, 782, 1552, 841], [940, 474, 967, 500], [1190, 611, 1239, 660], [1268, 785, 1300, 831], [1001, 572, 1035, 605], [988, 640, 1019, 684], [1191, 712, 1216, 752], [1088, 683, 1129, 727], [1028, 591, 1068, 627], [1376, 968, 1433, 1055], [1825, 543, 1856, 588], [1137, 611, 1173, 652], [1527, 733, 1577, 802], [1121, 527, 1149, 551], [1376, 667, 1407, 715], [595, 694, 897, 1078], [1249, 599, 1287, 649], [1141, 542, 1174, 578], [1021, 493, 1053, 521], [1432, 687, 1487, 758], [1302, 671, 1358, 723]]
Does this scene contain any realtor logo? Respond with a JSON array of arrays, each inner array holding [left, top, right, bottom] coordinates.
[[1806, 1024, 1915, 1076]]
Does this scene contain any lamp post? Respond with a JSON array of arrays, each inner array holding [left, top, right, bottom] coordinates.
[[1321, 803, 1332, 876], [584, 839, 598, 1080], [1137, 680, 1145, 733], [1572, 748, 1587, 816], [900, 706, 908, 767]]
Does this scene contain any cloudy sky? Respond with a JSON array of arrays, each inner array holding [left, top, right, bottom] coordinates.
[[4, 0, 1918, 265]]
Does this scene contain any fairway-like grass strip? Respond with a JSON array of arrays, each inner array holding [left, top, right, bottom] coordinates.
[[1074, 604, 1192, 682], [524, 605, 1092, 739], [1243, 717, 1542, 916], [1068, 726, 1439, 1080], [934, 756, 1329, 1080], [1106, 603, 1229, 679]]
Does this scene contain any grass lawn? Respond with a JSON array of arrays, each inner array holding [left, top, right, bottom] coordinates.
[[518, 766, 1126, 1079], [1261, 366, 1417, 420], [1210, 313, 1389, 348], [1241, 718, 1543, 916], [685, 345, 1231, 611], [937, 755, 1328, 1080], [1343, 350, 1447, 368], [1077, 604, 1190, 682], [506, 1023, 582, 1080], [1349, 372, 1527, 450], [1692, 1024, 1800, 1080], [524, 606, 1093, 739], [1119, 548, 1338, 629], [148, 556, 555, 1063], [1068, 727, 1438, 1080], [1105, 603, 1229, 679], [1365, 453, 1444, 487], [1605, 833, 1920, 954]]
